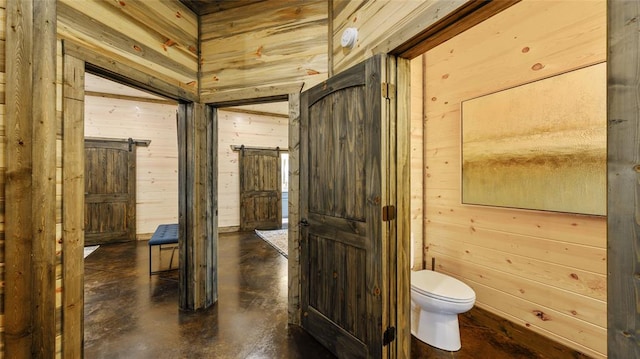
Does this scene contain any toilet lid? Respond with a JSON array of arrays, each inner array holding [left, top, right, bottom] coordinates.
[[411, 270, 475, 303]]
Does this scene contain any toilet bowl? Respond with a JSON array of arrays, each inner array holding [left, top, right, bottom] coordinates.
[[410, 270, 476, 351]]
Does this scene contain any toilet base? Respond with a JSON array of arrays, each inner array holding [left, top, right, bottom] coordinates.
[[411, 304, 461, 351]]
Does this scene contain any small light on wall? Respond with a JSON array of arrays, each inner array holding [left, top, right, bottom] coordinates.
[[341, 27, 358, 49]]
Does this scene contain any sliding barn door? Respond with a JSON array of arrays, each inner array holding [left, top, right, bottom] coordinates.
[[239, 148, 282, 230], [300, 55, 398, 358], [84, 138, 136, 245]]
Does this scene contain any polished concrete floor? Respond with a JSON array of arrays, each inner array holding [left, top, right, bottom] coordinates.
[[84, 231, 552, 358]]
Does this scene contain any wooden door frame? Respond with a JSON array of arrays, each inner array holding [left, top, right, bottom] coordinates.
[[206, 95, 303, 327], [58, 40, 213, 356]]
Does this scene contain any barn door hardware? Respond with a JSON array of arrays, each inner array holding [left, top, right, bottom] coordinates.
[[300, 218, 310, 227], [383, 326, 396, 346], [128, 138, 134, 151]]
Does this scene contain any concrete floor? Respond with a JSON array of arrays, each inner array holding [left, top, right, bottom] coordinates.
[[84, 231, 552, 358]]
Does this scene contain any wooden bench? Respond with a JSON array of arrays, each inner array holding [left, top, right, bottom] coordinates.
[[148, 223, 179, 275]]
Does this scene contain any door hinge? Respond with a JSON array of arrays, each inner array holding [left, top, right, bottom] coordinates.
[[382, 205, 396, 221], [383, 326, 396, 346], [382, 82, 395, 100]]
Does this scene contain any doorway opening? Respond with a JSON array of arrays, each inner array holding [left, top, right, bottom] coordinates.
[[82, 72, 181, 350], [216, 102, 290, 233]]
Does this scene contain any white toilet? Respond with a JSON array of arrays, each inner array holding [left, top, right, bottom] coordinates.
[[410, 269, 476, 351]]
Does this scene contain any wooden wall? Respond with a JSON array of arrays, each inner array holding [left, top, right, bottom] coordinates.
[[84, 92, 179, 236], [331, 0, 470, 74], [57, 0, 198, 97], [217, 107, 288, 229], [200, 0, 328, 103], [0, 0, 5, 354], [423, 1, 606, 357]]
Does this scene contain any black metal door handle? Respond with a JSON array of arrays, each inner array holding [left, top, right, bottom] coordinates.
[[300, 218, 310, 227]]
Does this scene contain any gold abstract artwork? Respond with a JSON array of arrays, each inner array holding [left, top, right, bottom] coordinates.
[[462, 63, 606, 216]]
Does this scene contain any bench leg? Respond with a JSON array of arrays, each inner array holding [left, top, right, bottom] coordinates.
[[169, 246, 177, 269]]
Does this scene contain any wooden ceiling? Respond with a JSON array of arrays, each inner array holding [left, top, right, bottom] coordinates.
[[179, 0, 267, 16]]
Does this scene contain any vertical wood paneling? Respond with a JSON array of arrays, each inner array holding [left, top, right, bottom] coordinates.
[[200, 0, 327, 102], [61, 52, 84, 359], [423, 1, 607, 357], [287, 93, 301, 325], [179, 103, 217, 311], [217, 108, 288, 228], [31, 1, 57, 355], [395, 56, 411, 359], [207, 105, 218, 307], [607, 1, 640, 358]]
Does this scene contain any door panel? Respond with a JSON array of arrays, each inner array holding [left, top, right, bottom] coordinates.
[[84, 139, 136, 245], [300, 55, 392, 358], [239, 148, 282, 230]]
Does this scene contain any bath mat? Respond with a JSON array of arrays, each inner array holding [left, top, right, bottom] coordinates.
[[255, 229, 288, 258], [84, 245, 99, 259]]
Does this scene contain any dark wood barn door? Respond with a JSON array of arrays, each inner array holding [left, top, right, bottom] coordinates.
[[300, 55, 397, 358], [239, 147, 282, 230], [84, 138, 136, 245]]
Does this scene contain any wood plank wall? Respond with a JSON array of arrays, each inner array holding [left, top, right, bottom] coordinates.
[[84, 94, 179, 236], [331, 0, 468, 75], [57, 0, 198, 97], [217, 108, 289, 229], [200, 0, 328, 103], [423, 1, 606, 357], [0, 0, 6, 353]]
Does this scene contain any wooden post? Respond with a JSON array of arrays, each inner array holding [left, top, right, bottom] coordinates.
[[395, 56, 412, 359], [5, 0, 35, 354], [607, 1, 640, 358], [61, 49, 85, 359], [179, 102, 218, 310], [287, 93, 301, 325], [6, 0, 57, 357]]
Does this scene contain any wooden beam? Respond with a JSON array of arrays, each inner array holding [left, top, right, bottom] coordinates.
[[61, 51, 85, 359], [201, 83, 299, 106], [178, 103, 189, 309], [607, 1, 640, 358], [287, 92, 301, 325], [178, 103, 217, 310], [6, 0, 57, 356], [31, 0, 57, 356], [5, 0, 35, 356]]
